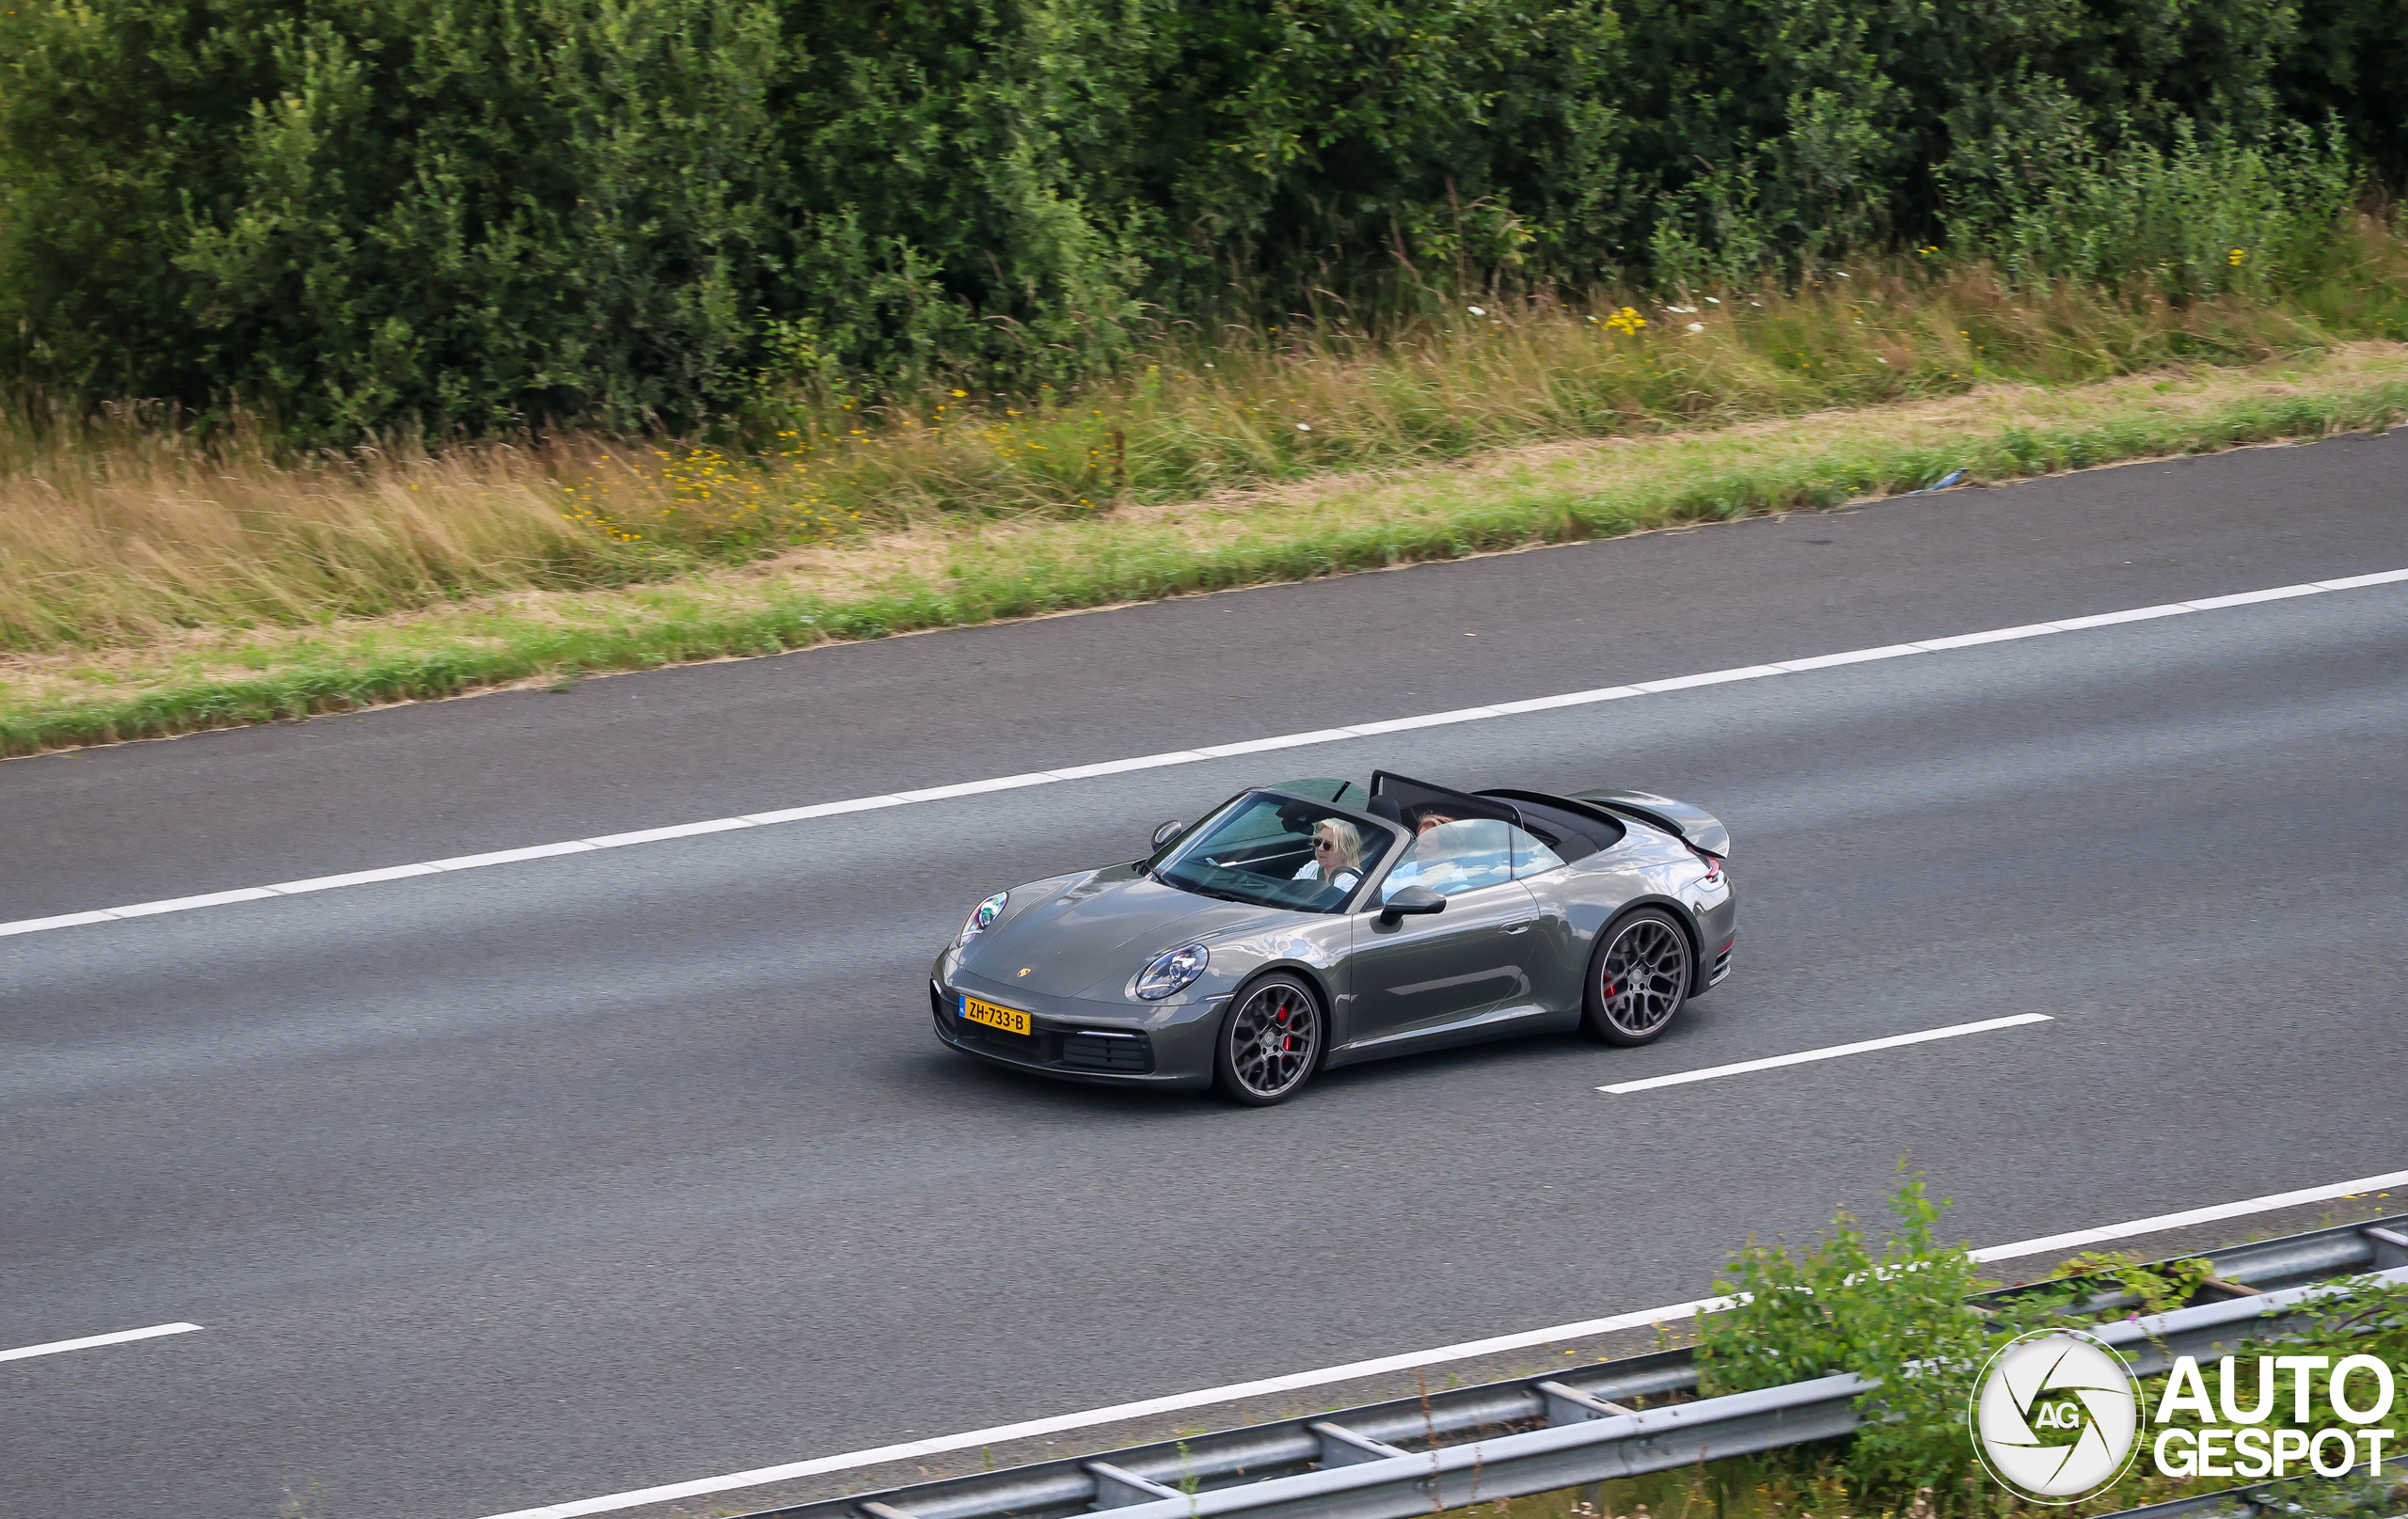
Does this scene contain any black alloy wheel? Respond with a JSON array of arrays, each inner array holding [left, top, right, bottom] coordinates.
[[1584, 908, 1693, 1047], [1214, 973, 1323, 1105]]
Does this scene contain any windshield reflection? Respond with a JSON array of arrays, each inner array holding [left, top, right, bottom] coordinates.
[[1154, 792, 1397, 914]]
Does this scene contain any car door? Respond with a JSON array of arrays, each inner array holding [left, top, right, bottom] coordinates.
[[1339, 819, 1544, 1052]]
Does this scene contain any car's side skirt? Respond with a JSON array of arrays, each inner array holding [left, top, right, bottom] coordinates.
[[1327, 1001, 1582, 1066]]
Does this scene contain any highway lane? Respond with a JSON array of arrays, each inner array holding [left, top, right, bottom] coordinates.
[[4, 436, 2406, 1519], [8, 430, 2408, 926]]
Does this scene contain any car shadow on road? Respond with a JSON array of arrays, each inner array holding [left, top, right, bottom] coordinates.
[[902, 1000, 1725, 1116], [1310, 1028, 1620, 1093]]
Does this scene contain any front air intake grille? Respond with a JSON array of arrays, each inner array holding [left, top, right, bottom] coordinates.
[[933, 985, 1152, 1074], [1060, 1031, 1152, 1073], [964, 1021, 1042, 1058]]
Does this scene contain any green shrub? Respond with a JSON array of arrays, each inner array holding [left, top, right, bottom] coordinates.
[[1697, 1169, 1998, 1507], [3, 0, 2399, 439], [1942, 120, 2357, 297]]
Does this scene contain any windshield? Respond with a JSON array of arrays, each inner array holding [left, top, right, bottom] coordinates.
[[1155, 792, 1397, 914]]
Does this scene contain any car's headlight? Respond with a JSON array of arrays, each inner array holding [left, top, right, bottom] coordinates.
[[957, 892, 1008, 946], [1134, 943, 1209, 1001]]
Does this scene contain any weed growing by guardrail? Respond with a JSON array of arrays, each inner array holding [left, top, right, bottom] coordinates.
[[1697, 1167, 1997, 1504], [2219, 1274, 2408, 1519], [2048, 1250, 2216, 1315], [1677, 1184, 2405, 1519], [1496, 1262, 2406, 1519]]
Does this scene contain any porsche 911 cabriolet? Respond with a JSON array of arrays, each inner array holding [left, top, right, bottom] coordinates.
[[929, 771, 1735, 1104]]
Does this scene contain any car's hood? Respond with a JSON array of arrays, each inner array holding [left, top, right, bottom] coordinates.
[[959, 869, 1304, 999]]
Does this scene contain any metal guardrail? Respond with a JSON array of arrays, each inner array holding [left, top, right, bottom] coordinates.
[[2097, 1477, 2404, 1519], [743, 1215, 2408, 1519]]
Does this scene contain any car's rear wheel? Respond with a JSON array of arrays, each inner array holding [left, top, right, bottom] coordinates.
[[1584, 908, 1693, 1047], [1214, 973, 1323, 1106]]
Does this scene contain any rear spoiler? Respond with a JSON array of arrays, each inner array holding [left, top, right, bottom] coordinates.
[[1565, 788, 1731, 857]]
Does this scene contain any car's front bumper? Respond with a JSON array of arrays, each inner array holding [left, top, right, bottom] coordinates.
[[927, 967, 1221, 1092]]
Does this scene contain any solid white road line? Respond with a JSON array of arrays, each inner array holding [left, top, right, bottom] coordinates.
[[472, 1167, 2408, 1519], [0, 1321, 202, 1365], [8, 563, 2407, 945], [1596, 1012, 2054, 1095], [1967, 1172, 2408, 1262]]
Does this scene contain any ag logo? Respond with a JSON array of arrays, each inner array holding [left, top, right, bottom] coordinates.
[[1970, 1329, 2144, 1503]]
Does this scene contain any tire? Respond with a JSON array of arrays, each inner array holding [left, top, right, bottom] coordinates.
[[1583, 908, 1694, 1047], [1213, 973, 1324, 1106]]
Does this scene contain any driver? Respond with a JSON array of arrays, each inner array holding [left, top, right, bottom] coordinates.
[[1292, 817, 1367, 893], [1385, 817, 1509, 896]]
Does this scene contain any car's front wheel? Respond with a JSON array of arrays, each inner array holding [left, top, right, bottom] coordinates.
[[1583, 908, 1693, 1047], [1214, 973, 1323, 1106]]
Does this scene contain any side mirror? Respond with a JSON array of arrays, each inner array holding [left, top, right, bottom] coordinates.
[[1150, 819, 1185, 849], [1376, 884, 1446, 925]]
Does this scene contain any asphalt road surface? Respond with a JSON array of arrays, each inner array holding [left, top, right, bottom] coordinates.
[[5, 435, 2405, 1519]]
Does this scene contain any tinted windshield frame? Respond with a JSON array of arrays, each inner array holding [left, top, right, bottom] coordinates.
[[1150, 789, 1398, 915]]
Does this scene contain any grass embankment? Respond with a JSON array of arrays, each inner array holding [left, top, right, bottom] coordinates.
[[6, 243, 2408, 757]]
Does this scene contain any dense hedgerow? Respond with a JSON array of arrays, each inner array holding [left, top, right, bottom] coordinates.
[[0, 0, 2403, 437]]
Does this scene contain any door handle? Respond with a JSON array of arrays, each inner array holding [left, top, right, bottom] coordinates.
[[1503, 920, 1534, 935]]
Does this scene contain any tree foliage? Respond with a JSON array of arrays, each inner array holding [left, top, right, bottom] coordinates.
[[0, 0, 2392, 435]]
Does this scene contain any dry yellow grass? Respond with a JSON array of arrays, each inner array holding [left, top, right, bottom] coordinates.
[[16, 248, 2397, 662], [677, 342, 2408, 611], [5, 342, 2404, 746], [0, 413, 637, 646]]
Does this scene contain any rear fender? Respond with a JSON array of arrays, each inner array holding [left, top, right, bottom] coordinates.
[[1604, 894, 1703, 955]]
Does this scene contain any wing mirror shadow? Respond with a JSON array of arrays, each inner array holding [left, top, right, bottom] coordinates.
[[1150, 819, 1185, 849], [1375, 884, 1446, 925]]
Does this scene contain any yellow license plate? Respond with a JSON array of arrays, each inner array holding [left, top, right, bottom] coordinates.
[[961, 995, 1031, 1036]]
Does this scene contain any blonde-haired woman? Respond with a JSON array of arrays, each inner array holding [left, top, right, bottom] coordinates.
[[1292, 817, 1367, 893]]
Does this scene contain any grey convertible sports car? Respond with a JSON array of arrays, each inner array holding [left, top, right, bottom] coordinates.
[[929, 772, 1735, 1104]]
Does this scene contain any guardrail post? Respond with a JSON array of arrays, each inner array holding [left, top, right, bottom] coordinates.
[[1536, 1381, 1637, 1426], [2365, 1225, 2408, 1270], [1309, 1420, 1413, 1467], [1085, 1461, 1187, 1509]]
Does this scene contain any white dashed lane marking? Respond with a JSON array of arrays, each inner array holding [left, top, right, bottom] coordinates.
[[0, 1321, 202, 1365], [1596, 1012, 2054, 1094]]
